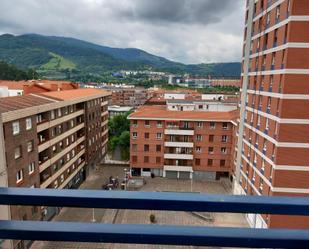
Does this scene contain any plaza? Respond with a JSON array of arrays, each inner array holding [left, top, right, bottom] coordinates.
[[31, 166, 248, 249]]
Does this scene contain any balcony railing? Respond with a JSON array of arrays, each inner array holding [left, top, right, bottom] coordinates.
[[0, 188, 309, 248]]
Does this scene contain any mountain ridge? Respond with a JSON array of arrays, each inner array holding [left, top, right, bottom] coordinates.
[[0, 33, 241, 77]]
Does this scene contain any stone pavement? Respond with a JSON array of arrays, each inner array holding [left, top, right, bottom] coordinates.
[[30, 166, 248, 249]]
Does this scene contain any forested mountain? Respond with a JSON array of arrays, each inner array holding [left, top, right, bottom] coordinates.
[[0, 34, 241, 77]]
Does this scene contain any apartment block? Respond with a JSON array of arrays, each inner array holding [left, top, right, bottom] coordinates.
[[128, 99, 238, 180], [111, 87, 150, 107], [0, 88, 110, 249], [234, 0, 309, 229]]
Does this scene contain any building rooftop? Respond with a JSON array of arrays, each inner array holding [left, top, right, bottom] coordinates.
[[0, 95, 54, 113], [39, 88, 109, 101], [0, 80, 78, 90], [129, 105, 238, 121], [0, 80, 28, 90]]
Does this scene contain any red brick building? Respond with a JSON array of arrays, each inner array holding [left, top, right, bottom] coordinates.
[[234, 0, 309, 229], [129, 100, 238, 180], [0, 88, 110, 249]]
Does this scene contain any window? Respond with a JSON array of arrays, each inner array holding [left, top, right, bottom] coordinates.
[[197, 122, 203, 128], [132, 120, 138, 127], [145, 120, 150, 127], [144, 156, 149, 163], [209, 135, 214, 142], [144, 144, 149, 152], [210, 122, 215, 129], [27, 140, 34, 152], [132, 144, 137, 152], [196, 135, 202, 141], [208, 147, 214, 154], [58, 125, 62, 134], [156, 145, 161, 152], [156, 157, 161, 164], [220, 160, 226, 167], [156, 133, 162, 140], [144, 133, 149, 139], [196, 146, 201, 153], [265, 118, 270, 130], [132, 132, 137, 139], [61, 174, 64, 183], [222, 135, 228, 142], [14, 146, 22, 159], [26, 118, 32, 130], [54, 180, 58, 188], [51, 110, 55, 120], [16, 169, 23, 183], [222, 123, 228, 130], [195, 159, 200, 166], [28, 162, 35, 174], [221, 147, 227, 154], [58, 108, 62, 117], [132, 156, 137, 163], [276, 5, 280, 20], [198, 105, 203, 110], [12, 121, 20, 135], [260, 178, 264, 192], [157, 121, 162, 128], [208, 159, 213, 166]]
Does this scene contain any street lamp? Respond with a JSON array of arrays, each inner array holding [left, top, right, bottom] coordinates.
[[190, 172, 193, 192], [124, 168, 127, 191], [91, 208, 96, 222]]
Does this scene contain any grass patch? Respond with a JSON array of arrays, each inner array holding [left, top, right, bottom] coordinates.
[[40, 52, 76, 70]]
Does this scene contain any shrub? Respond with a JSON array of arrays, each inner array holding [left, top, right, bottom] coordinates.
[[149, 214, 156, 223]]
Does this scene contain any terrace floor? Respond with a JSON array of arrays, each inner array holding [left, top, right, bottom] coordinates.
[[31, 166, 248, 249]]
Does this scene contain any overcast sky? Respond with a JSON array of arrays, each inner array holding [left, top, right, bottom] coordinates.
[[0, 0, 245, 64]]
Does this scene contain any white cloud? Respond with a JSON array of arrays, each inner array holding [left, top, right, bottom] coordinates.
[[0, 0, 245, 64]]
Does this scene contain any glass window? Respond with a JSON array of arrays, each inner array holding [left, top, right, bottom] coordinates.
[[27, 140, 34, 152], [14, 146, 22, 159], [28, 162, 35, 174], [156, 145, 161, 152], [26, 118, 32, 130], [132, 132, 137, 139], [16, 169, 23, 183], [12, 121, 20, 135]]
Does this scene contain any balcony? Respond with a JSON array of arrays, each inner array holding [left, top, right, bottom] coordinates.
[[164, 141, 194, 148], [164, 153, 193, 160], [163, 165, 193, 172], [0, 188, 309, 248], [165, 126, 194, 136]]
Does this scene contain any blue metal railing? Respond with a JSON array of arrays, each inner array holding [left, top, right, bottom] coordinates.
[[1, 187, 309, 248]]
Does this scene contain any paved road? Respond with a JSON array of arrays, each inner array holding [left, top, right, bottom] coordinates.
[[31, 166, 248, 249]]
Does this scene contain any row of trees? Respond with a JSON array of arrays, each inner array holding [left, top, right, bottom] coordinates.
[[0, 61, 39, 80], [108, 112, 131, 160]]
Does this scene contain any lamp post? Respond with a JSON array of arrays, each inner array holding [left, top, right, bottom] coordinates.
[[190, 172, 193, 192], [124, 168, 127, 191], [91, 208, 96, 222]]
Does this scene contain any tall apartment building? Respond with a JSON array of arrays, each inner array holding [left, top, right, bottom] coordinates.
[[128, 99, 238, 180], [234, 0, 309, 229], [0, 88, 110, 249], [111, 87, 150, 107]]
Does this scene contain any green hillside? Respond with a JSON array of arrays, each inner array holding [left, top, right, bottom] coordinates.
[[40, 52, 76, 70], [0, 34, 241, 79]]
